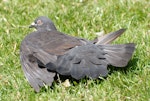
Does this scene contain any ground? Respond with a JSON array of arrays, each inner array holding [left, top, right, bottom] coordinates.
[[0, 0, 150, 101]]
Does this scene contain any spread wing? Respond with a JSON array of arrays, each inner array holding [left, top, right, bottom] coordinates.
[[20, 41, 56, 92], [20, 30, 86, 91]]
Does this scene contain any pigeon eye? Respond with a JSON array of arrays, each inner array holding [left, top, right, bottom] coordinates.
[[37, 20, 43, 25]]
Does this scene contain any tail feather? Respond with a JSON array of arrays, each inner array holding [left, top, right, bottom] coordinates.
[[95, 29, 126, 44], [98, 43, 135, 67], [70, 59, 108, 79], [56, 43, 135, 80]]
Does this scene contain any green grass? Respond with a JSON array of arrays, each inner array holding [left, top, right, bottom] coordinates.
[[0, 0, 150, 101]]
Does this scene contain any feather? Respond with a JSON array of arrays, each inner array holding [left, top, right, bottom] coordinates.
[[95, 29, 126, 44]]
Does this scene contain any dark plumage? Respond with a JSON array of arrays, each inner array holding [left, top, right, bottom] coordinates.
[[20, 16, 135, 92]]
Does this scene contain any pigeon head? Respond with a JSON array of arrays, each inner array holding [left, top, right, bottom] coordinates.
[[29, 16, 57, 31]]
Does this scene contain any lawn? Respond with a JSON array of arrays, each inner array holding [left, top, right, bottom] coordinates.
[[0, 0, 149, 101]]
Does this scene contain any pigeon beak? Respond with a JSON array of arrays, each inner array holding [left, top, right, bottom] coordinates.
[[29, 22, 36, 28]]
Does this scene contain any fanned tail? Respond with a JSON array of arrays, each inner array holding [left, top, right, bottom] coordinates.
[[55, 43, 135, 80]]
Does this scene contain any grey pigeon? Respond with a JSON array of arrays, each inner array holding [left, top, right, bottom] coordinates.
[[20, 16, 135, 92]]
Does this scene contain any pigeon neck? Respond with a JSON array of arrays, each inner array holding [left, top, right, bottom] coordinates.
[[37, 28, 52, 31]]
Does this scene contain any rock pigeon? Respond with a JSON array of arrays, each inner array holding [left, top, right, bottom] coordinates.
[[20, 16, 135, 92]]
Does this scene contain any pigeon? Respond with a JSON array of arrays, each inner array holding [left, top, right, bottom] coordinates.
[[20, 16, 135, 92]]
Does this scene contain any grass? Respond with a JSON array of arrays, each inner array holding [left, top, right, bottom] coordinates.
[[0, 0, 150, 100]]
